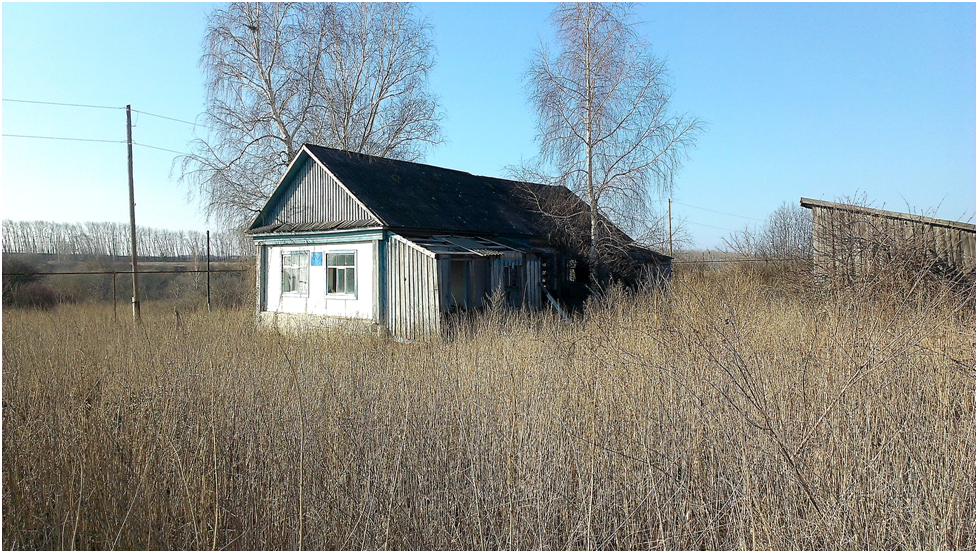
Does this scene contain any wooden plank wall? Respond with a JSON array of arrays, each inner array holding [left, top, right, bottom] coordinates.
[[268, 157, 376, 224], [256, 244, 267, 312], [810, 204, 976, 279], [488, 256, 542, 309], [525, 256, 542, 308], [437, 260, 452, 313], [386, 236, 440, 341]]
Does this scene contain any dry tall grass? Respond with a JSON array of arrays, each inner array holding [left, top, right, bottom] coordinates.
[[3, 268, 974, 549]]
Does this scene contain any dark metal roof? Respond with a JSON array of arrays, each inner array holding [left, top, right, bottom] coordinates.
[[249, 145, 669, 261], [627, 243, 672, 263], [304, 145, 557, 237]]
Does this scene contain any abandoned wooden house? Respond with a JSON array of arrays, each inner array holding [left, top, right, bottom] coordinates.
[[800, 197, 976, 280], [248, 145, 670, 340]]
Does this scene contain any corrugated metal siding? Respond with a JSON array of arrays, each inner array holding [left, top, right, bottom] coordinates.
[[267, 157, 377, 225], [386, 235, 440, 340]]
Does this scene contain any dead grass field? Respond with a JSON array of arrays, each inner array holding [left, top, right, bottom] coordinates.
[[2, 267, 974, 549]]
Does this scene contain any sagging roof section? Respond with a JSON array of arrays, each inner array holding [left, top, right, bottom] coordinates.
[[401, 234, 531, 258], [250, 220, 377, 235]]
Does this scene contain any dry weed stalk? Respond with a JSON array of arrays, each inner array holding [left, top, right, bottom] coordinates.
[[2, 265, 974, 549]]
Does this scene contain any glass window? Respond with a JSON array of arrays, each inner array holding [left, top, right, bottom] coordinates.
[[282, 251, 309, 295], [566, 259, 577, 282], [327, 252, 356, 296]]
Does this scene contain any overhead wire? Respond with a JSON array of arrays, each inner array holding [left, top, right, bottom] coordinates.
[[671, 199, 764, 221], [2, 98, 124, 110], [2, 133, 125, 144], [3, 98, 202, 155], [683, 219, 739, 233], [6, 98, 782, 239], [133, 142, 190, 156], [132, 109, 211, 130], [3, 133, 189, 156]]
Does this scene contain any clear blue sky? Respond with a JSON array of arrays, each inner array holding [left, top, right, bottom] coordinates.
[[3, 2, 975, 249]]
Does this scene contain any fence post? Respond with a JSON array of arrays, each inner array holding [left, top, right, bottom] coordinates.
[[112, 271, 117, 321]]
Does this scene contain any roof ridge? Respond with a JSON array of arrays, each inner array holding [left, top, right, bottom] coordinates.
[[302, 143, 545, 189]]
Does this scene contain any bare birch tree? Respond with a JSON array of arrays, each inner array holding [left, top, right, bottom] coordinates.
[[523, 3, 701, 272], [724, 202, 813, 260], [179, 2, 442, 228]]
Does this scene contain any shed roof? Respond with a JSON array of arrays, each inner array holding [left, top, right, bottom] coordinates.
[[800, 197, 976, 233], [396, 234, 531, 259]]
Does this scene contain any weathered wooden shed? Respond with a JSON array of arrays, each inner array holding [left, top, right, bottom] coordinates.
[[800, 197, 976, 280], [247, 145, 669, 340]]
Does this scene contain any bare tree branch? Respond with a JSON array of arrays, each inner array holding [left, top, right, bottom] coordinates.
[[517, 3, 703, 280], [176, 2, 443, 230]]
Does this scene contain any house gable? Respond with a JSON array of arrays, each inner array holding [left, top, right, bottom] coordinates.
[[250, 148, 382, 232]]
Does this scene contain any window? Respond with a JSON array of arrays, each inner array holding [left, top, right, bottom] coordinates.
[[504, 265, 520, 288], [282, 251, 309, 295], [327, 252, 356, 296]]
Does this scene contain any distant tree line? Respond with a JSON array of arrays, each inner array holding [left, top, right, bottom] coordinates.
[[724, 202, 813, 260], [2, 220, 252, 260]]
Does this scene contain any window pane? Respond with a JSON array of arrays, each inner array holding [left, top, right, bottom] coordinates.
[[283, 269, 292, 293], [299, 264, 309, 294], [325, 252, 356, 295]]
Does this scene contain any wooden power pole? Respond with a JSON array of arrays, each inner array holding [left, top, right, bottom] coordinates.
[[206, 230, 212, 312], [126, 105, 141, 322], [668, 198, 673, 258]]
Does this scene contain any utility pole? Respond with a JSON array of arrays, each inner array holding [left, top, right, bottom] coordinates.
[[206, 230, 212, 312], [668, 198, 673, 258], [126, 105, 141, 322]]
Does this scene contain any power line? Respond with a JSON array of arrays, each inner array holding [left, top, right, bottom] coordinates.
[[133, 142, 189, 155], [4, 98, 209, 131], [2, 98, 123, 110], [3, 133, 125, 144], [672, 199, 764, 221], [685, 219, 738, 232], [3, 133, 189, 155], [132, 109, 210, 130], [3, 98, 208, 147]]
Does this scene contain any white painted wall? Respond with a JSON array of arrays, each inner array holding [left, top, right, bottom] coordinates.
[[264, 242, 374, 320]]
